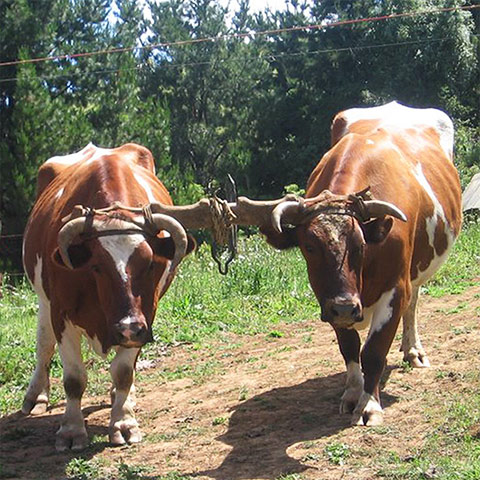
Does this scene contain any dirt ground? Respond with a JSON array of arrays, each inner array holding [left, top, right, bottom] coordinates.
[[2, 284, 480, 480]]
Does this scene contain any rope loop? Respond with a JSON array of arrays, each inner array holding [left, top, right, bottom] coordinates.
[[209, 196, 237, 246]]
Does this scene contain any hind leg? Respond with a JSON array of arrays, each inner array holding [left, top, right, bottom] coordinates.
[[22, 298, 56, 415], [400, 286, 430, 367]]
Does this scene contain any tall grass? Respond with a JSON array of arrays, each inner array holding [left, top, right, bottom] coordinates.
[[1, 223, 479, 414]]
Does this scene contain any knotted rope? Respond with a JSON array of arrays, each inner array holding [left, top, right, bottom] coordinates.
[[208, 196, 237, 246]]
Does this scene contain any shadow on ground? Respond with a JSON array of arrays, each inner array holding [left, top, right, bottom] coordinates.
[[196, 368, 397, 480], [0, 403, 109, 480]]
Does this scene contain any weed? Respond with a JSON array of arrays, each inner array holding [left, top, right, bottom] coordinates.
[[239, 385, 249, 401], [324, 442, 350, 466], [267, 330, 284, 338], [65, 458, 108, 480], [275, 474, 305, 480], [117, 463, 154, 480], [302, 452, 321, 462], [399, 360, 413, 373], [212, 416, 228, 426]]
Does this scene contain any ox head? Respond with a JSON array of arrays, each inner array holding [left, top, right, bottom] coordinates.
[[259, 189, 407, 328], [52, 207, 195, 349]]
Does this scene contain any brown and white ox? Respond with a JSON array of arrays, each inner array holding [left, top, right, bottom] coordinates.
[[259, 102, 462, 425], [22, 143, 195, 451]]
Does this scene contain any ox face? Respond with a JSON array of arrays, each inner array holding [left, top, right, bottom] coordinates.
[[298, 215, 365, 328], [297, 214, 394, 328], [263, 213, 394, 329], [52, 233, 190, 349]]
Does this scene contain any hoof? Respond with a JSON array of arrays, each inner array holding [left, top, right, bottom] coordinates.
[[109, 420, 142, 446], [55, 431, 88, 452], [22, 395, 48, 415], [404, 349, 431, 368]]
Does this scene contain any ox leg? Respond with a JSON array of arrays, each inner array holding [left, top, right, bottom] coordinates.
[[109, 347, 142, 446], [56, 323, 88, 452], [352, 293, 404, 426], [22, 298, 56, 415], [333, 327, 363, 414], [400, 286, 430, 367]]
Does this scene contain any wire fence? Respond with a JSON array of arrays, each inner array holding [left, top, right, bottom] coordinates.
[[0, 234, 25, 277], [0, 4, 478, 70]]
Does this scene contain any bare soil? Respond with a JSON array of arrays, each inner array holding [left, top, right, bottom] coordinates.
[[2, 284, 480, 480]]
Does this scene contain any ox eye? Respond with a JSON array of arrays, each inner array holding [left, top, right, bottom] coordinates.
[[91, 264, 101, 273], [304, 244, 315, 254]]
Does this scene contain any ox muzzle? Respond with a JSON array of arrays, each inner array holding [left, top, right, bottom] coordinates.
[[321, 295, 363, 328], [112, 316, 153, 348]]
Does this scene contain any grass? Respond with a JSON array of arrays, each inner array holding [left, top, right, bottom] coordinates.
[[0, 235, 317, 414], [2, 224, 479, 414], [2, 223, 480, 479]]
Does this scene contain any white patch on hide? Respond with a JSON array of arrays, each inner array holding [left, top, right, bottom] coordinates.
[[341, 101, 454, 158], [412, 163, 455, 285], [363, 287, 396, 339], [133, 172, 157, 203], [84, 146, 114, 165], [45, 143, 95, 166]]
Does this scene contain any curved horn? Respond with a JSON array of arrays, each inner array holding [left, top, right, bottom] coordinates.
[[363, 200, 407, 222], [271, 200, 304, 233], [57, 217, 88, 269], [150, 214, 188, 275]]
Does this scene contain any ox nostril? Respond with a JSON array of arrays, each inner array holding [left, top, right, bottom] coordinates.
[[332, 302, 359, 318], [115, 318, 149, 346]]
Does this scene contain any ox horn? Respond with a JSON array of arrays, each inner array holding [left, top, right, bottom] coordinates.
[[149, 213, 188, 275], [271, 200, 305, 233], [58, 216, 89, 269], [362, 200, 407, 222], [58, 212, 189, 273]]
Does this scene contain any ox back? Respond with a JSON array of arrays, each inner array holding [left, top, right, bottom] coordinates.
[[22, 143, 193, 451], [262, 101, 462, 426]]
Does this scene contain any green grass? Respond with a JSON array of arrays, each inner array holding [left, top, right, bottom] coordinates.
[[2, 224, 480, 479], [0, 236, 316, 413], [376, 391, 480, 479], [2, 224, 480, 415], [422, 220, 480, 297]]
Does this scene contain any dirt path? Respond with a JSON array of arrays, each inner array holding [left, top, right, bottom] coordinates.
[[2, 285, 480, 480]]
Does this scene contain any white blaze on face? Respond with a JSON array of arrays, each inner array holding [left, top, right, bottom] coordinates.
[[99, 234, 146, 283]]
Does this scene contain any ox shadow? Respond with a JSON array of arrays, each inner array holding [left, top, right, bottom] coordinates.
[[194, 367, 397, 480], [0, 403, 110, 480]]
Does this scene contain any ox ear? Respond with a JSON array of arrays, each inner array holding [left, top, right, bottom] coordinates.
[[259, 226, 298, 250], [361, 217, 393, 244], [52, 244, 92, 269], [150, 234, 196, 261]]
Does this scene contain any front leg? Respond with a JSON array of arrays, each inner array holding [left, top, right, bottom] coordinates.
[[333, 327, 363, 414], [56, 321, 88, 452], [109, 347, 142, 446], [352, 288, 404, 426]]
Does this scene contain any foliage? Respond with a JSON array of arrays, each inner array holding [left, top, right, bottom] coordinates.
[[0, 0, 478, 270]]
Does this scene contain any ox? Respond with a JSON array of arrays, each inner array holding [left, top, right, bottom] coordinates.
[[22, 143, 195, 451], [258, 102, 462, 425]]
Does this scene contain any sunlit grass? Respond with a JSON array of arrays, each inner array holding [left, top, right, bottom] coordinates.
[[1, 223, 479, 415]]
